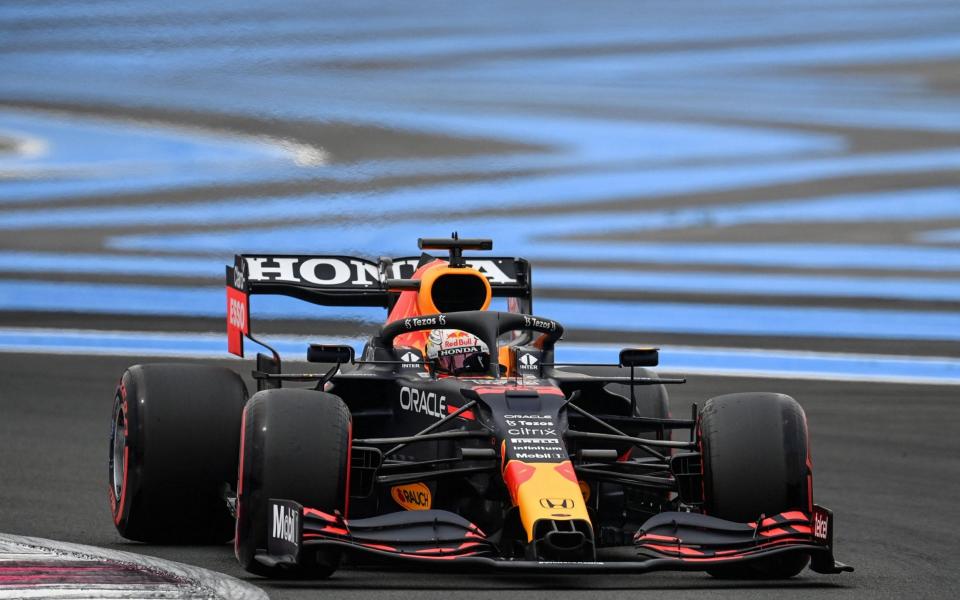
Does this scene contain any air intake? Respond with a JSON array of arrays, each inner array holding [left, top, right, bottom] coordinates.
[[418, 266, 491, 314]]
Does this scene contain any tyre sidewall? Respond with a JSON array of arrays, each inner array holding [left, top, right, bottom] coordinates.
[[235, 389, 351, 577], [699, 392, 812, 578], [109, 364, 247, 543]]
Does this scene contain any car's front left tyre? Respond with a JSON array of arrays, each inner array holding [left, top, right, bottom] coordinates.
[[235, 388, 352, 578]]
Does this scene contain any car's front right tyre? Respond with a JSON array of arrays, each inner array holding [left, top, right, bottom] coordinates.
[[699, 392, 812, 579]]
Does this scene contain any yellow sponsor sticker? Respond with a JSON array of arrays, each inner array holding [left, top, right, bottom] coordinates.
[[391, 482, 432, 511]]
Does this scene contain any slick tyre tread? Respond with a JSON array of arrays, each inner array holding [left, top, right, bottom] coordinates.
[[110, 363, 247, 544], [700, 392, 811, 579], [235, 388, 351, 578]]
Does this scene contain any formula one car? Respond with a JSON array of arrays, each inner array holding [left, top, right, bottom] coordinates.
[[108, 236, 851, 579]]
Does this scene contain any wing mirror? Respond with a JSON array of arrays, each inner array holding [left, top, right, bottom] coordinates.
[[619, 347, 659, 368], [307, 344, 355, 364]]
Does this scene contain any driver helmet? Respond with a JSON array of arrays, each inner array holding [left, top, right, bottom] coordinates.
[[426, 329, 490, 375]]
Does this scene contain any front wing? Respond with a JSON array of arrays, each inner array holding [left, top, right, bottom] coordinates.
[[257, 499, 852, 574]]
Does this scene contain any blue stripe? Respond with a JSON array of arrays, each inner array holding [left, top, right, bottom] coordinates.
[[0, 109, 837, 204], [1, 328, 957, 386], [0, 110, 302, 204], [111, 231, 960, 274], [532, 269, 960, 301], [0, 329, 322, 358], [0, 280, 381, 322], [7, 17, 960, 73], [538, 299, 960, 341], [7, 155, 959, 226], [4, 280, 960, 341], [917, 228, 960, 243], [4, 252, 960, 301], [560, 344, 960, 386], [0, 252, 219, 278], [86, 187, 960, 272]]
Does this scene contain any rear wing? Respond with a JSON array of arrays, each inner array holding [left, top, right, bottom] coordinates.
[[226, 254, 532, 357]]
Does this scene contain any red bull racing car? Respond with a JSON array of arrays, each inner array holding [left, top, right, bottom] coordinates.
[[108, 236, 851, 579]]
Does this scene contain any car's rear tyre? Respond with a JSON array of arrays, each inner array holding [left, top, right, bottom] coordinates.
[[109, 363, 247, 543], [235, 388, 351, 578], [699, 392, 812, 579]]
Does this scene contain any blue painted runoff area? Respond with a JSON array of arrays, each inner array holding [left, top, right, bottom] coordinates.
[[560, 344, 960, 386], [4, 251, 960, 301], [97, 186, 960, 271], [0, 109, 307, 204], [916, 228, 960, 243], [4, 280, 960, 341], [7, 155, 959, 228], [0, 328, 957, 386]]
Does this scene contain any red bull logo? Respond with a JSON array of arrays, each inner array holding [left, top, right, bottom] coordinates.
[[444, 330, 477, 348]]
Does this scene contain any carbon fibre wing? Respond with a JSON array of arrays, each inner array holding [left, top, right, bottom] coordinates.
[[255, 500, 496, 569], [634, 505, 852, 574], [225, 254, 531, 357], [256, 500, 851, 574]]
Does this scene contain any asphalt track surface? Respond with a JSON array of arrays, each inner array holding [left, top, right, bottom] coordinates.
[[1, 352, 958, 599], [3, 1, 960, 598]]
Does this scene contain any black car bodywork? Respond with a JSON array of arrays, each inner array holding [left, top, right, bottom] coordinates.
[[222, 237, 851, 576]]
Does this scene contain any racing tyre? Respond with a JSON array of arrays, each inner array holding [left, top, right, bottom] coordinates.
[[699, 392, 811, 579], [109, 364, 247, 543], [235, 388, 351, 578]]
